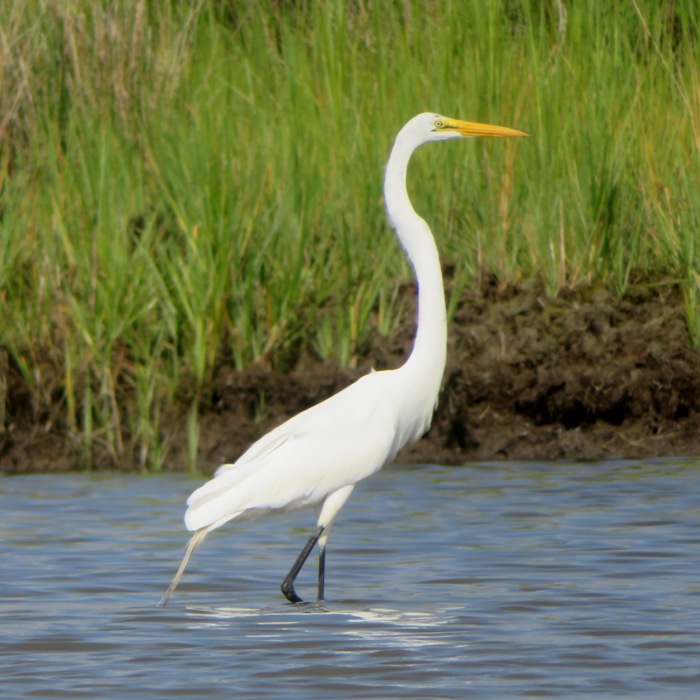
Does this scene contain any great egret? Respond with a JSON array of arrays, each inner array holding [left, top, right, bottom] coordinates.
[[160, 112, 526, 606]]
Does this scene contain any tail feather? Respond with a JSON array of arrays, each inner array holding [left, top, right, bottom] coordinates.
[[185, 472, 258, 532], [158, 528, 208, 607]]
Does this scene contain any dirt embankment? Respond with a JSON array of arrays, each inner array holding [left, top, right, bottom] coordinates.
[[3, 281, 700, 473]]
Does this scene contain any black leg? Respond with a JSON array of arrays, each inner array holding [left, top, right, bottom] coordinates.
[[281, 525, 325, 603], [317, 543, 326, 601]]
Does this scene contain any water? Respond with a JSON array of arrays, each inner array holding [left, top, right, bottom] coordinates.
[[1, 459, 699, 699]]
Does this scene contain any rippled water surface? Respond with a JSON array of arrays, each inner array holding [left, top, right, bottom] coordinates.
[[2, 459, 700, 698]]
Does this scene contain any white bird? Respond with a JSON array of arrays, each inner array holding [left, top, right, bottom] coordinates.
[[159, 112, 527, 606]]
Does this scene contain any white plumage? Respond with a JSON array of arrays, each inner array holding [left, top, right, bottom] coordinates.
[[160, 112, 526, 606], [184, 373, 400, 532]]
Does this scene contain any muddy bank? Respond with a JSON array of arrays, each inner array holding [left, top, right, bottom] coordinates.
[[3, 281, 700, 473]]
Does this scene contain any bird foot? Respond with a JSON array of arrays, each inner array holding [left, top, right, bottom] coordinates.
[[281, 581, 303, 604]]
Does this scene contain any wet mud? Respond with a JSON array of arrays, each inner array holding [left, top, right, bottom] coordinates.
[[3, 281, 700, 473]]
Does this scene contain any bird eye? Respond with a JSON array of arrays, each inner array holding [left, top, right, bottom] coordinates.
[[434, 119, 444, 129]]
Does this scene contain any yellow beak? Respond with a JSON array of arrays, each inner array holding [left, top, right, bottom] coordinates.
[[439, 118, 528, 138]]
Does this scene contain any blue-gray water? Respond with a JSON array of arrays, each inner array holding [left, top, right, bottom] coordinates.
[[2, 459, 699, 699]]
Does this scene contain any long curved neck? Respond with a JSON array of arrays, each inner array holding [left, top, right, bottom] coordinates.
[[384, 131, 447, 389]]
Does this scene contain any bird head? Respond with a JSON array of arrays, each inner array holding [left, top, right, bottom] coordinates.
[[409, 112, 528, 143]]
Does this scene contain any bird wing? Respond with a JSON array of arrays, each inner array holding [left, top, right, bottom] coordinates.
[[184, 373, 399, 532]]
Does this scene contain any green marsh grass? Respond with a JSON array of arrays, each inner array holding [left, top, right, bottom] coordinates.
[[1, 0, 699, 469]]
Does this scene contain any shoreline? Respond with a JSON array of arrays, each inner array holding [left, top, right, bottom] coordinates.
[[3, 282, 700, 474]]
